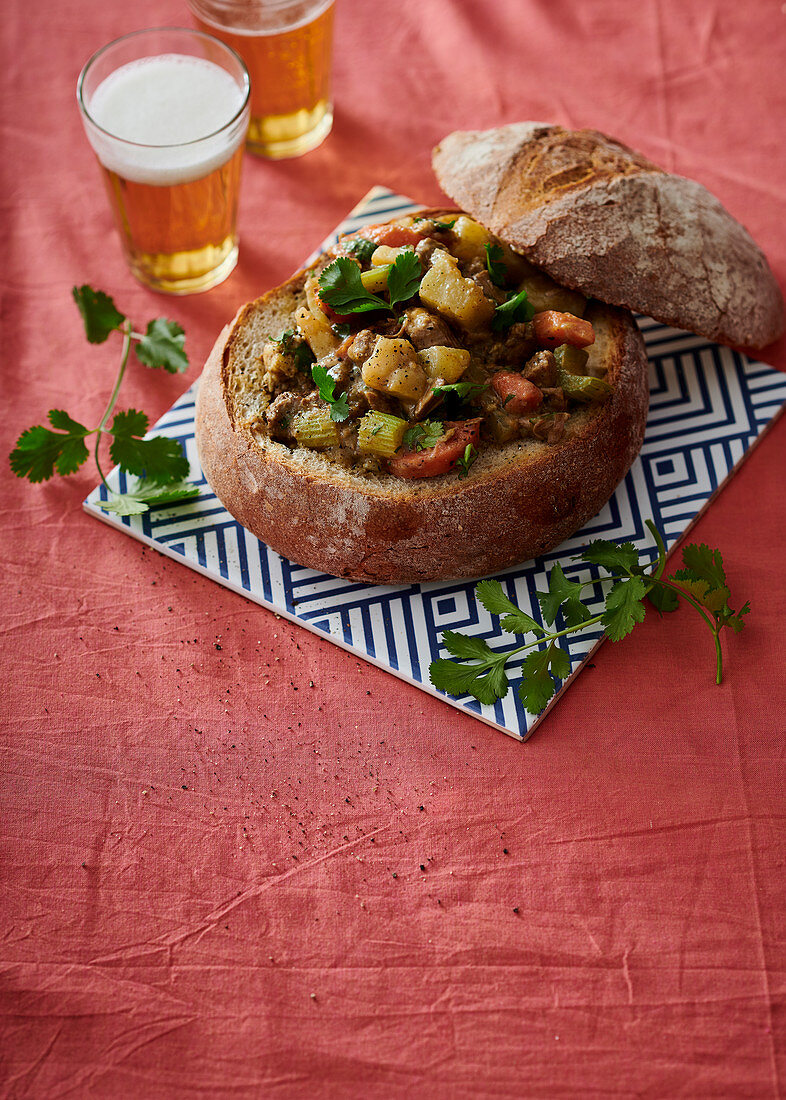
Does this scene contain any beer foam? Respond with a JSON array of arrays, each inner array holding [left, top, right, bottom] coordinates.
[[85, 54, 247, 185]]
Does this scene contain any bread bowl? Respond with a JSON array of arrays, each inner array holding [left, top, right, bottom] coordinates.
[[195, 208, 649, 583]]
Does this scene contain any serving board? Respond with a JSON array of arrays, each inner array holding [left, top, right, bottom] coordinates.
[[84, 187, 786, 740]]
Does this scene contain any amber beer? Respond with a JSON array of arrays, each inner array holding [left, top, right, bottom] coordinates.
[[77, 29, 250, 294], [189, 0, 335, 158]]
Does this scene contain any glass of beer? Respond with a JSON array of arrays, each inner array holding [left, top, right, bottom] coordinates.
[[77, 28, 251, 294], [187, 0, 335, 159]]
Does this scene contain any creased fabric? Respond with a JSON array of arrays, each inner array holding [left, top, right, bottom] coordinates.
[[1, 0, 785, 1096]]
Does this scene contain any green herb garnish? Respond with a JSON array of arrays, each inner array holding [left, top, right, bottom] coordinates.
[[432, 381, 489, 402], [414, 216, 457, 232], [344, 236, 377, 264], [402, 420, 444, 452], [429, 521, 748, 717], [311, 364, 350, 422], [10, 286, 196, 516], [386, 251, 423, 308], [485, 243, 507, 288], [492, 288, 535, 331], [277, 329, 315, 372], [455, 443, 477, 478], [318, 252, 423, 316]]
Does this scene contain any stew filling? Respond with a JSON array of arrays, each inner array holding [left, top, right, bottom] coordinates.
[[256, 214, 613, 480]]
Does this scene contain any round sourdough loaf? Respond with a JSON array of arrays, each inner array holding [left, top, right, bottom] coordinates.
[[432, 123, 784, 349], [194, 263, 649, 584]]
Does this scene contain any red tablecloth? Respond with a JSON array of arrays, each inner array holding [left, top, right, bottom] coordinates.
[[2, 1, 785, 1096]]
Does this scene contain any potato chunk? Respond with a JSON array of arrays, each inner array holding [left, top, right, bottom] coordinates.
[[361, 336, 427, 400], [417, 345, 471, 384], [371, 245, 408, 266], [448, 215, 492, 262], [418, 251, 495, 331], [294, 305, 339, 360]]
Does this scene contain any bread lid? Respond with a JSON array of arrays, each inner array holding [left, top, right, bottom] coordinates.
[[432, 122, 784, 349]]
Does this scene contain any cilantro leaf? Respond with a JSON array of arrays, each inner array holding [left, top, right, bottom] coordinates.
[[72, 286, 126, 344], [517, 649, 552, 714], [536, 563, 592, 627], [455, 443, 477, 479], [726, 601, 750, 634], [647, 580, 680, 613], [414, 216, 456, 231], [386, 251, 423, 309], [9, 411, 91, 482], [669, 543, 749, 634], [485, 243, 507, 288], [97, 478, 199, 516], [432, 381, 488, 402], [475, 579, 544, 637], [441, 631, 496, 661], [430, 631, 510, 705], [582, 539, 641, 576], [318, 257, 389, 315], [344, 236, 377, 264], [679, 543, 727, 591], [135, 318, 188, 374], [492, 288, 535, 331], [311, 364, 350, 422], [278, 330, 315, 372], [109, 410, 190, 484], [402, 420, 444, 452], [602, 576, 647, 641]]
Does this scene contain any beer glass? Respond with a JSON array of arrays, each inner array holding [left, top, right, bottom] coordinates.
[[187, 0, 335, 159], [77, 28, 251, 294]]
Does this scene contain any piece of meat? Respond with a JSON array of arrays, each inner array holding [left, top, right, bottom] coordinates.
[[522, 349, 558, 388], [264, 390, 323, 439], [482, 321, 538, 366], [471, 268, 507, 304], [347, 329, 378, 365], [401, 307, 459, 350], [415, 237, 440, 267]]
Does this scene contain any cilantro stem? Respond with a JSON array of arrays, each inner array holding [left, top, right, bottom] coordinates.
[[645, 519, 667, 581], [640, 522, 723, 684], [483, 612, 608, 672], [93, 319, 132, 492], [648, 576, 724, 684]]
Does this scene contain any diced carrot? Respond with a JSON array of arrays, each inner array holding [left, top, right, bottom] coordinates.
[[491, 371, 543, 414], [533, 310, 595, 349]]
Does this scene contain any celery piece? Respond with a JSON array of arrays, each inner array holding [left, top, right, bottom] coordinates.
[[292, 408, 340, 449], [554, 344, 590, 376], [556, 363, 613, 403], [357, 411, 408, 457]]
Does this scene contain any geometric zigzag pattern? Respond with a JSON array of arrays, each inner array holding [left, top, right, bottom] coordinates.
[[84, 188, 786, 740]]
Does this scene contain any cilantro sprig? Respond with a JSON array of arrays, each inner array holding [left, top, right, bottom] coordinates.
[[485, 243, 507, 288], [318, 253, 423, 316], [455, 443, 477, 479], [492, 288, 535, 331], [277, 329, 315, 373], [343, 236, 377, 264], [10, 286, 196, 516], [402, 420, 444, 452], [311, 364, 350, 422], [429, 520, 748, 719], [432, 381, 488, 402]]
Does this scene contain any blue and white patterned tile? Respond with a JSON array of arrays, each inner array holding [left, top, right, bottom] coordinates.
[[85, 189, 786, 741]]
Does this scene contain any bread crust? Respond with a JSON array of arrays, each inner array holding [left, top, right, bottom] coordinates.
[[195, 260, 650, 584], [433, 123, 785, 349]]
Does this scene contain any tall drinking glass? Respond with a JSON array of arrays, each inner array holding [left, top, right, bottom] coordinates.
[[77, 28, 251, 294], [187, 0, 335, 159]]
